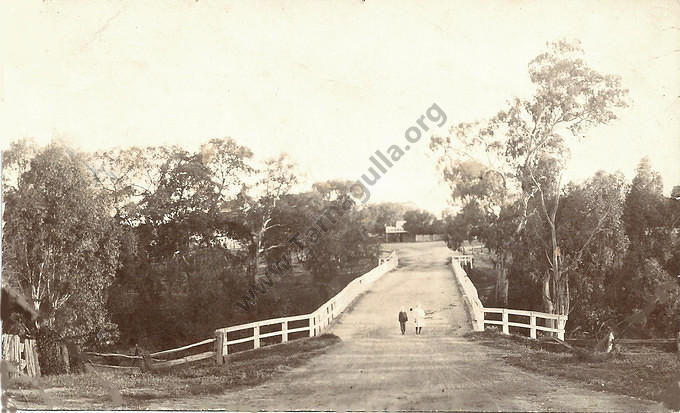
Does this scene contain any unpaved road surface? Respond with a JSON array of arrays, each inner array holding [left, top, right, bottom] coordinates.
[[149, 241, 665, 411]]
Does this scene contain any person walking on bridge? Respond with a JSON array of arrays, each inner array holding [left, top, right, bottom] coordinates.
[[415, 304, 425, 335], [398, 307, 408, 335]]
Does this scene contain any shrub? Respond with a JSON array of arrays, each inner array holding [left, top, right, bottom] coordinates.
[[36, 328, 69, 375]]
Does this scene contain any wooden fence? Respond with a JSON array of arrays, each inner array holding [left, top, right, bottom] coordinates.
[[214, 250, 399, 364], [214, 314, 311, 365], [483, 308, 568, 340], [83, 337, 216, 371], [415, 234, 446, 242], [2, 334, 40, 377], [450, 257, 568, 340], [452, 254, 474, 269]]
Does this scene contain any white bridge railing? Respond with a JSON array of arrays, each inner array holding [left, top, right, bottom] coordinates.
[[450, 258, 484, 331], [214, 251, 398, 364], [450, 257, 567, 340], [483, 308, 567, 340], [452, 254, 474, 269]]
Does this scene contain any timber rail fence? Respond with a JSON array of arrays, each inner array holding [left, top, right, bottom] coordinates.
[[451, 254, 679, 350], [83, 337, 216, 372], [483, 308, 567, 340], [1, 334, 40, 377], [452, 254, 475, 269], [450, 256, 568, 340], [82, 251, 398, 370]]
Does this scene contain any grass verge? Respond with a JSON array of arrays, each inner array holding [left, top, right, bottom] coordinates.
[[466, 330, 680, 410], [5, 333, 341, 410]]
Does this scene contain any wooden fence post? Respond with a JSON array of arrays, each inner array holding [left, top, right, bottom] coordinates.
[[22, 339, 30, 376], [557, 317, 566, 341], [24, 339, 37, 377], [142, 353, 155, 371], [18, 340, 26, 374], [309, 315, 315, 337], [215, 330, 224, 365], [31, 340, 41, 376], [282, 321, 288, 343], [502, 309, 509, 335], [2, 335, 9, 364], [253, 324, 260, 349], [529, 312, 537, 339], [12, 335, 20, 373]]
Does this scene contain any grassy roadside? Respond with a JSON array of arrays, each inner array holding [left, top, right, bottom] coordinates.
[[466, 330, 680, 409], [5, 334, 341, 410]]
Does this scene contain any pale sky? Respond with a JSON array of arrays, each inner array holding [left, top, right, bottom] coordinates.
[[1, 0, 679, 215]]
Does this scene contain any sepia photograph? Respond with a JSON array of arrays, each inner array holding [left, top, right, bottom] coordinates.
[[1, 0, 679, 411]]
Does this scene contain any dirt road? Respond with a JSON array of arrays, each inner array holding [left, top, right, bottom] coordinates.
[[149, 241, 664, 411]]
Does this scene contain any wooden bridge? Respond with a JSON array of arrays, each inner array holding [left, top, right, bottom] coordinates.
[[145, 241, 661, 411]]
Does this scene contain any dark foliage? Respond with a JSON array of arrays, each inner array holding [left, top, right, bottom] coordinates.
[[35, 328, 68, 376]]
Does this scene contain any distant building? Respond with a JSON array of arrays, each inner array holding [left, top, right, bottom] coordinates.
[[385, 220, 415, 242]]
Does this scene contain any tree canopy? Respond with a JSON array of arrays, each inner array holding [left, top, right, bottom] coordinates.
[[428, 40, 679, 337], [2, 138, 391, 352], [2, 144, 120, 344]]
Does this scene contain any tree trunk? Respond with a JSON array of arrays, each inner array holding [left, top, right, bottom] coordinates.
[[555, 273, 569, 316], [542, 273, 555, 333], [542, 273, 553, 314], [253, 227, 266, 284], [495, 253, 508, 307], [548, 218, 566, 334], [59, 343, 70, 374]]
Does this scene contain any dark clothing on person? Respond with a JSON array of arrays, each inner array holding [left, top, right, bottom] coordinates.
[[398, 310, 408, 335]]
